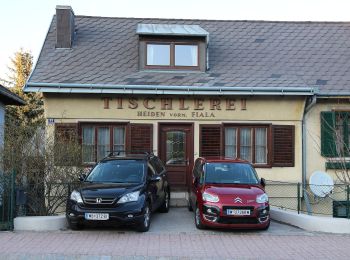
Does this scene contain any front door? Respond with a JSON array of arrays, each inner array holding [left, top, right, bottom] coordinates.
[[159, 123, 194, 191]]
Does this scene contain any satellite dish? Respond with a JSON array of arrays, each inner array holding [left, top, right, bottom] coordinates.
[[309, 171, 334, 197]]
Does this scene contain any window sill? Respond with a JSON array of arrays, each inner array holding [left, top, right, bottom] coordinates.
[[253, 164, 272, 168], [141, 69, 205, 74], [326, 162, 350, 170]]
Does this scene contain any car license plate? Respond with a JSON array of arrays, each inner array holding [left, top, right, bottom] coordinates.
[[226, 209, 250, 216], [85, 213, 109, 220]]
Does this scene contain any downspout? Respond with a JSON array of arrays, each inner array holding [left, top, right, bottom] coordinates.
[[302, 95, 317, 215]]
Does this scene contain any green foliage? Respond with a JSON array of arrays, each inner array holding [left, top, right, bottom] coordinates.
[[2, 49, 44, 126]]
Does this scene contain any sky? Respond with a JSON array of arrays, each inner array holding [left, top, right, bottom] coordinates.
[[1, 0, 350, 81]]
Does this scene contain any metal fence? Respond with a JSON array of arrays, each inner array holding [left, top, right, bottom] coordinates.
[[0, 171, 16, 230], [4, 176, 350, 225], [266, 180, 350, 217], [16, 181, 81, 217]]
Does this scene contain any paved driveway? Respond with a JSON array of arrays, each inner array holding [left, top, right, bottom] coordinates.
[[1, 208, 350, 259]]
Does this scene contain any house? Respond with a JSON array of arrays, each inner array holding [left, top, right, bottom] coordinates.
[[0, 84, 25, 149], [24, 6, 350, 199], [0, 84, 24, 223]]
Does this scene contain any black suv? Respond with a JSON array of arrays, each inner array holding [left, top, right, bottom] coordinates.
[[66, 152, 170, 232]]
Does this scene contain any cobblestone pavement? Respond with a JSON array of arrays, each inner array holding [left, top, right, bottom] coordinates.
[[1, 208, 350, 259]]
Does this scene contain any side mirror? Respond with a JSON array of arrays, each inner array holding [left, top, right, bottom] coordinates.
[[150, 175, 161, 182], [260, 178, 266, 187], [79, 174, 87, 182]]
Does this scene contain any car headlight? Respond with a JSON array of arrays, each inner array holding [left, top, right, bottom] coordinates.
[[117, 191, 140, 204], [70, 190, 83, 203], [256, 193, 269, 203], [202, 192, 219, 203]]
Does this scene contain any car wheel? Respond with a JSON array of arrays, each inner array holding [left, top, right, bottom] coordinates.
[[159, 189, 170, 213], [187, 199, 193, 212], [68, 221, 82, 230], [195, 205, 205, 230], [261, 219, 270, 231], [137, 203, 151, 232]]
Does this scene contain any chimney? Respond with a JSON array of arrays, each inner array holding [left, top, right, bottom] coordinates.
[[56, 5, 75, 48]]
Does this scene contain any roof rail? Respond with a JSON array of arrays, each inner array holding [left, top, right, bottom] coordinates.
[[106, 150, 153, 158]]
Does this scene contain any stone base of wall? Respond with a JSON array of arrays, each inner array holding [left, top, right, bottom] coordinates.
[[14, 215, 67, 231], [271, 206, 350, 234]]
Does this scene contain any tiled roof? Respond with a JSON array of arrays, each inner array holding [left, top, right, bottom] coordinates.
[[28, 16, 350, 95]]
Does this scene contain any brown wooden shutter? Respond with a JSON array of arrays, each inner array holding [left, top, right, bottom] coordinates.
[[200, 125, 222, 157], [272, 125, 295, 167], [129, 124, 153, 153]]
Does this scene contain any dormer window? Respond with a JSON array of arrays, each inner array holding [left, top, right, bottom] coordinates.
[[137, 23, 209, 71], [175, 44, 198, 66], [147, 44, 170, 66], [146, 42, 199, 69]]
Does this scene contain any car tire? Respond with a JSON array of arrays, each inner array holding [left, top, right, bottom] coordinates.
[[187, 199, 193, 212], [68, 221, 82, 230], [261, 219, 270, 231], [159, 189, 170, 213], [137, 202, 151, 232], [195, 205, 205, 230]]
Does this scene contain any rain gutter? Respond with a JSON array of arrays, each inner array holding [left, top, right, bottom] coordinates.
[[24, 82, 316, 96]]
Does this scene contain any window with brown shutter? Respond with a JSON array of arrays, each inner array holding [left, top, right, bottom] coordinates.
[[272, 125, 295, 167], [130, 124, 153, 153], [200, 125, 222, 157], [200, 123, 294, 167]]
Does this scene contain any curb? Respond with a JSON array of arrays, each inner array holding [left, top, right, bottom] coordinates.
[[270, 206, 350, 234], [14, 215, 67, 231]]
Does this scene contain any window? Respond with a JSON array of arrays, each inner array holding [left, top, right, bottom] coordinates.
[[321, 111, 350, 157], [147, 163, 156, 178], [200, 124, 294, 167], [151, 157, 165, 174], [146, 42, 199, 69], [147, 44, 170, 66], [205, 163, 259, 185], [81, 124, 126, 163], [175, 45, 198, 66], [224, 126, 268, 164], [335, 112, 349, 156]]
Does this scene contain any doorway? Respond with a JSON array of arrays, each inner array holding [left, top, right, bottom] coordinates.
[[159, 123, 194, 191]]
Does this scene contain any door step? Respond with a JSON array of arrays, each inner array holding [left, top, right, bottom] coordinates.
[[170, 192, 188, 207]]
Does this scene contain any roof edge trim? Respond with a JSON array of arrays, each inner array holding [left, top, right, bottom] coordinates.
[[24, 82, 316, 96]]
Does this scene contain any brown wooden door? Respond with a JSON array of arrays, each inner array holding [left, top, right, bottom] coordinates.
[[159, 123, 194, 191]]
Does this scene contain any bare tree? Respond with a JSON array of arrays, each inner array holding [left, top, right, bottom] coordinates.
[[1, 120, 84, 216]]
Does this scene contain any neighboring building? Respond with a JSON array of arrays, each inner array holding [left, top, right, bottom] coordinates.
[[0, 84, 25, 148], [24, 6, 349, 195]]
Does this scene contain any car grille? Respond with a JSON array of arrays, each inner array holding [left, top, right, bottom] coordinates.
[[217, 217, 259, 225], [83, 196, 117, 208]]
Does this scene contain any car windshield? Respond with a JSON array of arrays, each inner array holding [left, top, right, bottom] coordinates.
[[86, 160, 145, 183], [205, 162, 259, 184]]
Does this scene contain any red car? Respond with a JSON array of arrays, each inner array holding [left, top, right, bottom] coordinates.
[[189, 157, 270, 230]]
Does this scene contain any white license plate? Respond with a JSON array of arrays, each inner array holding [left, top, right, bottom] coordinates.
[[85, 213, 109, 220], [226, 209, 251, 216]]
